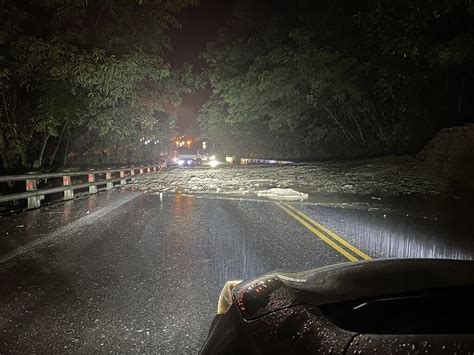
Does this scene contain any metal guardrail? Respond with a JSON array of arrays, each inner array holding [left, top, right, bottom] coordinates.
[[0, 165, 160, 209]]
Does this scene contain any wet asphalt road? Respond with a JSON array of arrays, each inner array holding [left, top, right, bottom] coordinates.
[[0, 189, 473, 353]]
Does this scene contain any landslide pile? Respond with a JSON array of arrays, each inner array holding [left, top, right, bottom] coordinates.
[[417, 124, 474, 189]]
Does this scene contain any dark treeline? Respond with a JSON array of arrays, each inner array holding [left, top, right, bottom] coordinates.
[[0, 0, 198, 172], [1, 0, 473, 170], [198, 0, 474, 159]]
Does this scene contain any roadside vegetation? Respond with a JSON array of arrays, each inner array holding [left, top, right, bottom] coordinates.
[[1, 0, 472, 172], [0, 0, 198, 171], [199, 0, 474, 159]]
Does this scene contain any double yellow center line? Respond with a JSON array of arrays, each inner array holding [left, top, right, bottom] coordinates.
[[276, 202, 371, 262]]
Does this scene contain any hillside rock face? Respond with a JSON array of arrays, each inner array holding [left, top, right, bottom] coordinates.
[[417, 124, 474, 188]]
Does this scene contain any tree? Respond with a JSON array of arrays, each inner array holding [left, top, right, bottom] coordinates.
[[0, 0, 198, 170], [199, 0, 474, 159]]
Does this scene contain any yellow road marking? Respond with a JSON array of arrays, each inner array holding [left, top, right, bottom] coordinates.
[[275, 202, 359, 262], [282, 202, 372, 260]]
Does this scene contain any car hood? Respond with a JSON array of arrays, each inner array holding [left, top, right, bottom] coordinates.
[[232, 258, 474, 320]]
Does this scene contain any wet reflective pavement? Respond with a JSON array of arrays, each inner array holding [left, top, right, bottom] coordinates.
[[0, 189, 473, 353], [295, 194, 474, 260]]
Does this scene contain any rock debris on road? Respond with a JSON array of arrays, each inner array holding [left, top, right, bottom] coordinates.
[[137, 155, 453, 198]]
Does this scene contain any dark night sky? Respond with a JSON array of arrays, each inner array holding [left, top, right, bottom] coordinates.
[[166, 0, 234, 137]]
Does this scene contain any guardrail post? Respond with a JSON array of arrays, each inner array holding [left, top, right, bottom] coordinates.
[[106, 171, 113, 190], [88, 173, 97, 194], [63, 175, 74, 200], [1, 164, 161, 208], [26, 179, 42, 209]]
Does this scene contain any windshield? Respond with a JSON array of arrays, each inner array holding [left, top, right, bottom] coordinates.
[[0, 0, 473, 353]]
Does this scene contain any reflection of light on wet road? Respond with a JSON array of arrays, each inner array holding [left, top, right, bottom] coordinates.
[[277, 202, 372, 262], [168, 193, 263, 286], [24, 209, 40, 239], [62, 201, 72, 224], [87, 195, 96, 210], [294, 202, 474, 260], [1, 190, 473, 353]]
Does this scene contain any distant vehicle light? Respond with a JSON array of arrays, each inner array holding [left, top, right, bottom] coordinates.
[[177, 159, 185, 166], [186, 160, 192, 165], [210, 155, 216, 160], [209, 160, 219, 168]]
